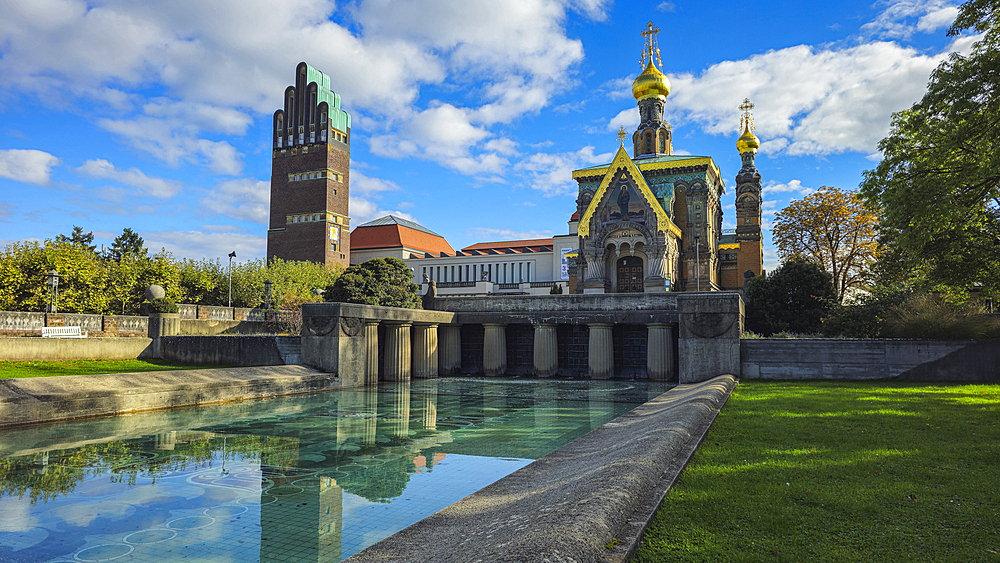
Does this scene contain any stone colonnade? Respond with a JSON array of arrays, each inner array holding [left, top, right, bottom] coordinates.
[[356, 319, 676, 382]]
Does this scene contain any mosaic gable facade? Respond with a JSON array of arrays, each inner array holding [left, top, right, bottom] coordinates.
[[570, 23, 762, 293]]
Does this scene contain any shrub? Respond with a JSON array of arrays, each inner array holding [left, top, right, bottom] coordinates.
[[147, 298, 178, 314], [549, 283, 563, 294], [745, 259, 836, 336], [883, 293, 1000, 340]]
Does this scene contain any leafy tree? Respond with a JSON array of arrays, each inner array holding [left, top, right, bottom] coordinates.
[[860, 0, 1000, 296], [108, 227, 146, 261], [55, 226, 96, 252], [744, 258, 836, 336], [772, 186, 880, 303], [821, 283, 914, 338], [326, 257, 420, 309]]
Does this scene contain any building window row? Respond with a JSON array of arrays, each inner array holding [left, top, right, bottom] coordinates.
[[420, 261, 534, 284], [286, 212, 348, 225], [288, 169, 343, 183]]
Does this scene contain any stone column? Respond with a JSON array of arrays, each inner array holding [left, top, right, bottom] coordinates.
[[438, 324, 462, 375], [533, 323, 558, 377], [588, 323, 614, 379], [412, 323, 439, 378], [646, 323, 674, 380], [483, 323, 507, 376], [364, 320, 379, 385], [383, 321, 412, 381]]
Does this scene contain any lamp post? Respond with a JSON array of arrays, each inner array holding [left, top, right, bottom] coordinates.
[[263, 279, 272, 310], [227, 251, 236, 307], [694, 234, 700, 292], [45, 270, 60, 313]]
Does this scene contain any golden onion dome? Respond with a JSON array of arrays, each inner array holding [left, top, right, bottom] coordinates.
[[737, 124, 760, 154], [631, 59, 671, 102]]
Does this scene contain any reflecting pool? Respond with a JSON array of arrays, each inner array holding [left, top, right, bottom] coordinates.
[[0, 377, 672, 562]]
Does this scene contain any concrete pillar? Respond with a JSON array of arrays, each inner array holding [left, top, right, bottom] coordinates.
[[533, 323, 558, 377], [646, 323, 674, 380], [412, 323, 439, 379], [483, 323, 507, 376], [588, 323, 614, 379], [438, 324, 462, 375], [364, 320, 379, 385], [383, 321, 412, 381]]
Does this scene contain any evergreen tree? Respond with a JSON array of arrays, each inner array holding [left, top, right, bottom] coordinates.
[[109, 227, 146, 260], [745, 258, 836, 336], [326, 257, 421, 309]]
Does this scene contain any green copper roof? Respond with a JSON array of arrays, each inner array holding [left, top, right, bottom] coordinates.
[[304, 63, 351, 131]]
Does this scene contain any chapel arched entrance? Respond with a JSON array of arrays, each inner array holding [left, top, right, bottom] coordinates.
[[616, 256, 644, 293]]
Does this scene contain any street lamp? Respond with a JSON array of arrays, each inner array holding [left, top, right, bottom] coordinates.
[[694, 234, 700, 292], [263, 279, 273, 310], [227, 251, 236, 307], [45, 270, 60, 313]]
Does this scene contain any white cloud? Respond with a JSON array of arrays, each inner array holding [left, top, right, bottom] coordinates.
[[351, 170, 403, 197], [0, 149, 60, 186], [0, 0, 599, 179], [144, 229, 266, 260], [862, 0, 960, 39], [77, 159, 184, 198], [516, 145, 613, 196], [348, 196, 417, 227], [762, 179, 815, 197], [657, 2, 676, 12], [199, 178, 269, 224], [659, 39, 957, 156], [0, 203, 14, 222]]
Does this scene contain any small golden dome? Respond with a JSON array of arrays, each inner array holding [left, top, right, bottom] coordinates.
[[737, 124, 760, 154], [631, 59, 671, 102]]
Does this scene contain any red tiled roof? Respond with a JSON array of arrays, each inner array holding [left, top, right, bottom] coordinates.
[[351, 224, 454, 255], [461, 238, 554, 253], [570, 211, 579, 221]]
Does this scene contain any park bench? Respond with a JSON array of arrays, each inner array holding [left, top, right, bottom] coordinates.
[[41, 326, 88, 338]]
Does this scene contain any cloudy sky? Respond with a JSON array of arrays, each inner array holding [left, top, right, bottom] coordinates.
[[0, 0, 974, 268]]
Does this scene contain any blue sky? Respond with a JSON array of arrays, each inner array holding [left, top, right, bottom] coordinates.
[[0, 0, 975, 269]]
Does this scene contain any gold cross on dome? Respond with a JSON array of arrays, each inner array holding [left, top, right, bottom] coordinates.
[[739, 98, 755, 131], [617, 126, 628, 146], [640, 21, 662, 69]]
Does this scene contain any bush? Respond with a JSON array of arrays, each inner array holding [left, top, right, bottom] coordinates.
[[822, 284, 914, 338], [745, 259, 836, 336], [549, 283, 563, 294], [326, 258, 420, 309], [147, 298, 178, 314], [882, 293, 1000, 340]]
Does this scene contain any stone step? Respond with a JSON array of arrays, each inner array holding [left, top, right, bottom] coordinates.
[[275, 336, 302, 365]]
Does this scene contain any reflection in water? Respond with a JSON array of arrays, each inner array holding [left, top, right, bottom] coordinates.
[[0, 378, 672, 562]]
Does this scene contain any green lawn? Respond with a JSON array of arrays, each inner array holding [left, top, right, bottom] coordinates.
[[635, 380, 1000, 563], [0, 359, 232, 379]]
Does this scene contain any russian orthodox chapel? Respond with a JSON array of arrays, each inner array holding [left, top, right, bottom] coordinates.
[[572, 23, 763, 293]]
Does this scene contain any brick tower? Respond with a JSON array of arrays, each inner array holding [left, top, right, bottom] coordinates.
[[267, 62, 352, 267]]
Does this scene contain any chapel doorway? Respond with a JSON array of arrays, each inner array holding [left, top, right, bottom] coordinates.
[[616, 256, 644, 293]]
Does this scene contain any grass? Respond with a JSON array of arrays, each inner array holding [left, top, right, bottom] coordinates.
[[635, 380, 1000, 563], [0, 359, 233, 379]]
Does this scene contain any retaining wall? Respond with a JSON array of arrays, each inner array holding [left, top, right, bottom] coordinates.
[[158, 336, 286, 366], [0, 337, 153, 361], [742, 339, 1000, 381]]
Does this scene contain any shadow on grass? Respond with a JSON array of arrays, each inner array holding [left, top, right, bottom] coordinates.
[[635, 381, 1000, 563], [0, 359, 235, 379]]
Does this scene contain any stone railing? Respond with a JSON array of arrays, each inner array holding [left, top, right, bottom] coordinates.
[[0, 311, 45, 333], [63, 313, 103, 333]]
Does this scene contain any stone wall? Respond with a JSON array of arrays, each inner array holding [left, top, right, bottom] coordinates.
[[0, 337, 153, 361], [741, 339, 1000, 381], [158, 336, 286, 366]]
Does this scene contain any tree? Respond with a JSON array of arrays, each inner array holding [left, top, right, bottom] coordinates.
[[55, 226, 96, 252], [109, 228, 146, 260], [326, 257, 420, 309], [772, 186, 880, 302], [860, 0, 1000, 296], [744, 258, 836, 336]]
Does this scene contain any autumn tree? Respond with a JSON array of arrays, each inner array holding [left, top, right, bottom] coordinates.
[[772, 186, 879, 302], [860, 0, 1000, 296]]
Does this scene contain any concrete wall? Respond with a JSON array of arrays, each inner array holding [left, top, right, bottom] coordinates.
[[0, 337, 153, 361], [158, 336, 286, 366], [742, 339, 1000, 381]]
